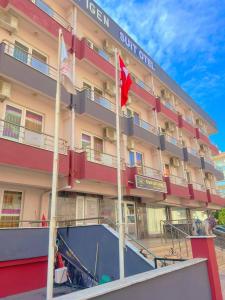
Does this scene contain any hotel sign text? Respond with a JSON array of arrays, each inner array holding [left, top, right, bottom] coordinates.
[[135, 175, 166, 193]]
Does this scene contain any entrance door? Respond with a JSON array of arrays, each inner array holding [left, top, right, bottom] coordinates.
[[116, 201, 137, 238]]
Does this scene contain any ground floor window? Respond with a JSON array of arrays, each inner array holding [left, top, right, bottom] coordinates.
[[191, 210, 208, 221], [147, 206, 167, 235], [170, 207, 188, 222], [0, 191, 22, 228]]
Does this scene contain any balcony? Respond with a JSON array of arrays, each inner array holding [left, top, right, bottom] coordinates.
[[207, 189, 225, 207], [200, 156, 217, 174], [74, 89, 116, 128], [156, 98, 179, 125], [160, 133, 184, 160], [0, 42, 70, 104], [73, 149, 126, 186], [178, 115, 196, 137], [0, 119, 69, 175], [127, 165, 166, 194], [164, 175, 190, 198], [0, 0, 72, 44], [76, 38, 156, 108], [124, 116, 160, 148], [183, 147, 202, 168], [188, 182, 208, 203]]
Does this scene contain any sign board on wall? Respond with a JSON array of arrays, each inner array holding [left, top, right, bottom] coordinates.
[[135, 175, 166, 193]]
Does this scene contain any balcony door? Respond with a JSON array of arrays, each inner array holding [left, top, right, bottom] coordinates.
[[2, 105, 22, 141], [81, 133, 104, 163], [129, 150, 143, 174], [94, 137, 103, 161]]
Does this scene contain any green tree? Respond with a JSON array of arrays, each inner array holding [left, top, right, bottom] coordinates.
[[218, 209, 225, 225]]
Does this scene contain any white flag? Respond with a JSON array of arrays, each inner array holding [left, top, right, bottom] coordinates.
[[60, 34, 74, 93]]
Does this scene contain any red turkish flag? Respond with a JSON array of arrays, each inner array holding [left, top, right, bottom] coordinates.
[[119, 55, 132, 107]]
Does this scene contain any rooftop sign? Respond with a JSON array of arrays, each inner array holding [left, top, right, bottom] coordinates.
[[73, 0, 216, 129]]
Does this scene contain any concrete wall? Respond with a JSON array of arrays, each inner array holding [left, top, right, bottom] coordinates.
[[57, 259, 211, 300]]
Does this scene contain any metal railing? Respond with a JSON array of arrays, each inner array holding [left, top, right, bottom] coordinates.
[[0, 119, 68, 154], [183, 115, 194, 125], [30, 0, 72, 31], [3, 41, 57, 79], [192, 181, 206, 192], [161, 99, 177, 113], [136, 165, 162, 180], [187, 147, 199, 157], [164, 133, 182, 148], [130, 73, 154, 96], [204, 156, 215, 166], [160, 220, 191, 258], [85, 89, 116, 112], [133, 117, 158, 135], [77, 148, 124, 169], [86, 40, 111, 62], [170, 174, 188, 187]]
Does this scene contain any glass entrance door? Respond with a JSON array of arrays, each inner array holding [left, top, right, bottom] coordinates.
[[116, 201, 137, 238]]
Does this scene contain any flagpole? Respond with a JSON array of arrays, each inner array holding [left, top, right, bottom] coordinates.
[[46, 28, 62, 300], [115, 48, 125, 279]]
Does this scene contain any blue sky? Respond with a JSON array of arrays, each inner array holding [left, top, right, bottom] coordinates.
[[96, 0, 225, 151]]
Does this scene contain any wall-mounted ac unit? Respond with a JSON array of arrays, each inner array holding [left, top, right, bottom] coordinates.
[[161, 88, 170, 99], [127, 139, 135, 150], [165, 121, 176, 132], [0, 80, 11, 101], [103, 127, 116, 142], [196, 118, 204, 127], [170, 157, 180, 168], [103, 81, 115, 97], [206, 172, 213, 181], [103, 39, 114, 55], [0, 12, 18, 33]]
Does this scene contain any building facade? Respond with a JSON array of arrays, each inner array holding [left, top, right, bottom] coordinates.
[[0, 0, 224, 238]]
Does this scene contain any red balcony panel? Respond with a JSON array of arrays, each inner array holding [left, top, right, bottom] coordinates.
[[164, 177, 190, 199], [207, 190, 225, 207], [78, 39, 115, 78], [131, 83, 156, 107], [178, 115, 196, 136], [156, 98, 179, 125], [188, 184, 208, 203], [208, 143, 219, 156], [74, 152, 127, 185], [195, 128, 210, 144], [1, 0, 72, 45], [126, 166, 137, 189], [0, 138, 69, 175]]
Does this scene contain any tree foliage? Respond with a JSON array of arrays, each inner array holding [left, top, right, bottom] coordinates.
[[217, 209, 225, 225]]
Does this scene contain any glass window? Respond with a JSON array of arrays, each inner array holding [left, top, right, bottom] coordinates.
[[129, 151, 135, 166], [13, 41, 28, 64], [171, 208, 187, 221], [0, 191, 22, 228], [82, 133, 91, 150], [34, 0, 53, 16], [133, 112, 140, 125], [147, 207, 166, 234], [191, 210, 208, 221], [3, 105, 22, 140], [25, 110, 43, 133], [31, 49, 48, 75], [136, 152, 143, 166]]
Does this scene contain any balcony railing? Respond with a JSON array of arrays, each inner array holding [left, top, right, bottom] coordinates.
[[30, 0, 72, 31], [169, 175, 188, 187], [164, 133, 182, 148], [187, 147, 199, 157], [161, 99, 177, 113], [85, 89, 116, 112], [3, 41, 57, 80], [204, 156, 215, 166], [136, 165, 162, 180], [183, 115, 194, 126], [86, 40, 111, 62], [130, 73, 154, 96], [198, 127, 208, 136], [0, 119, 68, 154], [133, 117, 158, 135], [82, 148, 123, 169], [191, 182, 206, 192]]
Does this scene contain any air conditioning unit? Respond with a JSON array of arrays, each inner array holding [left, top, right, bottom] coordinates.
[[0, 80, 11, 101], [196, 118, 203, 127], [103, 81, 115, 97], [103, 39, 114, 55], [103, 127, 116, 142], [0, 12, 18, 33], [165, 121, 176, 132], [170, 157, 180, 168], [206, 173, 213, 181], [127, 139, 135, 150]]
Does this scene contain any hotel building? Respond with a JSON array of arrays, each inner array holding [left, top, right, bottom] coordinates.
[[213, 152, 225, 198], [0, 0, 224, 238]]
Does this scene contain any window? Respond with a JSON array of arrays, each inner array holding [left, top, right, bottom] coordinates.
[[3, 105, 22, 140], [31, 49, 48, 75], [164, 164, 170, 177], [82, 133, 91, 150], [13, 41, 28, 64], [32, 0, 53, 17], [0, 191, 22, 228], [25, 110, 43, 133], [129, 150, 143, 173], [81, 133, 103, 161]]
